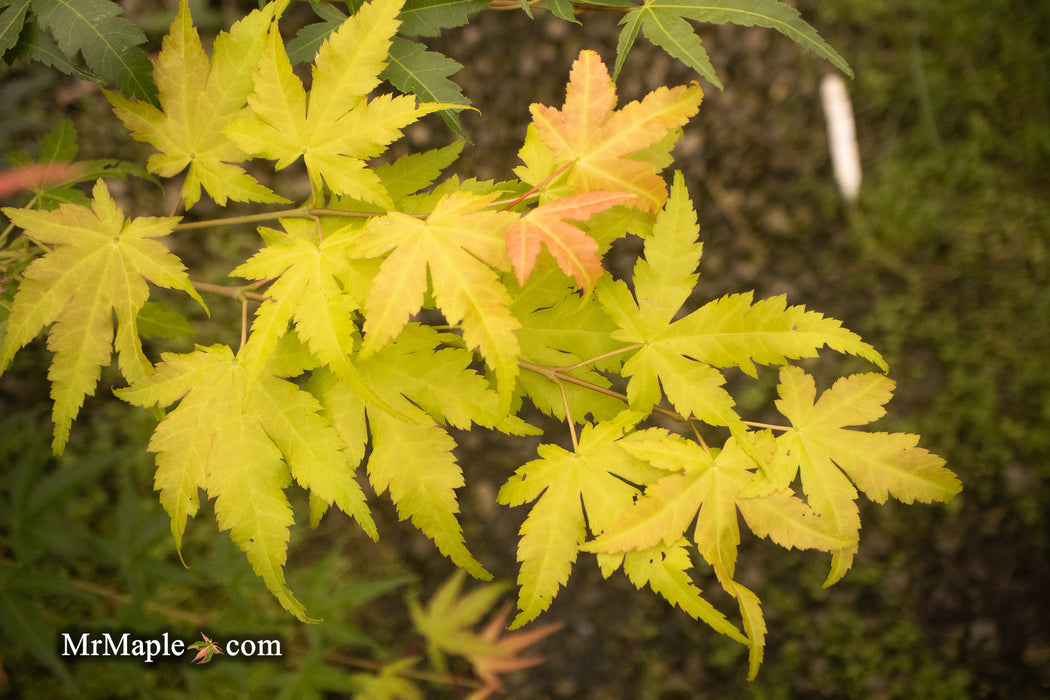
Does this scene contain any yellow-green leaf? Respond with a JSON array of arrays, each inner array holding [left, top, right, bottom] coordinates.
[[1, 180, 204, 453], [225, 0, 438, 205], [348, 191, 521, 409], [106, 0, 288, 207], [774, 366, 960, 585], [621, 540, 748, 645], [497, 412, 657, 628], [116, 343, 375, 621], [367, 408, 491, 580]]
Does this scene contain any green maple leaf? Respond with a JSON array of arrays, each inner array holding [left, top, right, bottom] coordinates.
[[613, 0, 851, 88], [116, 343, 377, 622], [384, 37, 471, 136], [497, 411, 661, 628], [0, 2, 29, 58], [1, 179, 204, 453], [346, 190, 521, 409], [106, 0, 287, 208], [29, 0, 155, 101], [374, 140, 464, 204], [224, 0, 450, 206], [1, 118, 151, 210], [771, 366, 961, 585], [397, 0, 487, 37], [516, 49, 703, 213]]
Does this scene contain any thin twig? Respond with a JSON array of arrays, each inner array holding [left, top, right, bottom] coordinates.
[[239, 297, 248, 351], [173, 206, 378, 233], [191, 280, 268, 302], [741, 419, 791, 432], [558, 343, 641, 372], [174, 207, 310, 231], [517, 358, 688, 424], [495, 162, 573, 211], [558, 379, 579, 450]]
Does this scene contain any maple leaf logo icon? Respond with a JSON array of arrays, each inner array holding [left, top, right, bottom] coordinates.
[[188, 633, 224, 664]]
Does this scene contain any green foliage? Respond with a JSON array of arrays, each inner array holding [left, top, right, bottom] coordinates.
[[611, 0, 851, 87], [0, 0, 963, 690], [0, 0, 156, 101], [0, 410, 548, 697]]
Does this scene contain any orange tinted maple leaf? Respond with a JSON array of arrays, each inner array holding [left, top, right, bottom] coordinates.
[[506, 191, 634, 290], [527, 49, 702, 212]]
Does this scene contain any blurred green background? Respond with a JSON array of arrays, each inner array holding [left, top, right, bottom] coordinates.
[[1, 0, 1047, 696]]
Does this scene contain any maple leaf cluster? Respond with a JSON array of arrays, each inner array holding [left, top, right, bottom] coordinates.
[[0, 0, 961, 681]]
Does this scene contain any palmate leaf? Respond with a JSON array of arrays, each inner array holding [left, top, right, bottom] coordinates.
[[231, 218, 364, 383], [409, 570, 508, 670], [516, 49, 703, 213], [614, 0, 851, 88], [612, 539, 748, 645], [0, 180, 204, 453], [383, 36, 471, 136], [587, 429, 850, 574], [598, 174, 885, 432], [28, 0, 155, 101], [409, 570, 561, 696], [587, 429, 847, 676], [106, 0, 286, 208], [285, 2, 477, 135], [115, 343, 377, 622], [771, 366, 961, 585], [225, 0, 448, 206], [346, 190, 521, 409], [497, 411, 661, 628], [309, 325, 509, 580]]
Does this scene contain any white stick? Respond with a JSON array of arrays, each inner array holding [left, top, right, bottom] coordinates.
[[820, 73, 862, 202]]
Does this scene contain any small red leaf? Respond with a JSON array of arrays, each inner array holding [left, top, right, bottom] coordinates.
[[507, 191, 633, 290]]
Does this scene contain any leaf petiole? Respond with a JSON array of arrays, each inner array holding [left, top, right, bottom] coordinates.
[[173, 206, 377, 232]]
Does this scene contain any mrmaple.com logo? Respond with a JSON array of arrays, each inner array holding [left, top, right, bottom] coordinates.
[[59, 631, 280, 664]]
